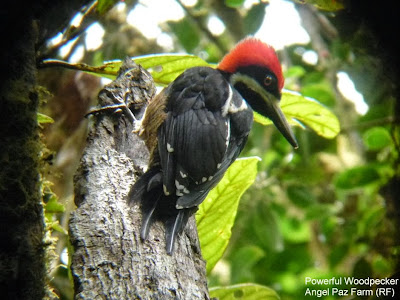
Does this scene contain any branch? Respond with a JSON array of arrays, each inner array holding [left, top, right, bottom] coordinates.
[[69, 59, 209, 299]]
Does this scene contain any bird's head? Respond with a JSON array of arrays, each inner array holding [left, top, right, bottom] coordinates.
[[218, 37, 298, 149]]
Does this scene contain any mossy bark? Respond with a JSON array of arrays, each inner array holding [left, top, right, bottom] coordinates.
[[0, 19, 46, 300]]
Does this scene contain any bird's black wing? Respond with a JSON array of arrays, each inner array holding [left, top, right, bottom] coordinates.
[[159, 67, 253, 208], [130, 66, 253, 254]]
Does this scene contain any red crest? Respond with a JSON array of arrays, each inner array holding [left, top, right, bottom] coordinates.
[[218, 37, 284, 90]]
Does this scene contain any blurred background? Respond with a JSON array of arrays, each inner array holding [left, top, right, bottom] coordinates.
[[38, 0, 399, 299]]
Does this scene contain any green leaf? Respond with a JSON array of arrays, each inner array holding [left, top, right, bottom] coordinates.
[[334, 165, 381, 189], [301, 82, 335, 107], [254, 90, 340, 139], [286, 184, 316, 208], [363, 127, 392, 151], [230, 246, 265, 283], [210, 283, 280, 300], [45, 195, 65, 213], [225, 0, 246, 8], [244, 3, 267, 35], [280, 217, 311, 243], [196, 157, 260, 273], [168, 19, 200, 53], [250, 202, 283, 251], [135, 54, 211, 84], [285, 66, 306, 79], [49, 220, 68, 235], [41, 55, 211, 85], [37, 112, 54, 124]]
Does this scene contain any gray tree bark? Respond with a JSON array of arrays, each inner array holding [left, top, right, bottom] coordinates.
[[69, 60, 210, 299]]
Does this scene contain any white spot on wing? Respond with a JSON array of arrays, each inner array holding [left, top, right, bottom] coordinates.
[[228, 97, 248, 114], [175, 180, 184, 190], [175, 179, 188, 196], [167, 143, 174, 152], [163, 185, 170, 196]]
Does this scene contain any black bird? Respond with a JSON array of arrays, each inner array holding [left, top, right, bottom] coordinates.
[[129, 38, 298, 254]]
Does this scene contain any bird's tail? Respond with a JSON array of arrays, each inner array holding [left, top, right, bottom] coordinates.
[[129, 167, 195, 254]]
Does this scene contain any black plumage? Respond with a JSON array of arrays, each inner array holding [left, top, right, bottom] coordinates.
[[129, 67, 253, 254]]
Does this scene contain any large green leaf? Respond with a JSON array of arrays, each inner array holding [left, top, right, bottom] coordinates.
[[41, 54, 211, 84], [134, 54, 210, 85], [254, 90, 340, 139], [210, 283, 280, 300], [196, 157, 260, 273]]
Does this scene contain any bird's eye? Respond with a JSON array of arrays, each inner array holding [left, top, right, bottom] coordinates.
[[264, 75, 273, 86]]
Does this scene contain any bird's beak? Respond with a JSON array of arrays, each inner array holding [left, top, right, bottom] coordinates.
[[229, 74, 298, 148], [265, 97, 298, 149]]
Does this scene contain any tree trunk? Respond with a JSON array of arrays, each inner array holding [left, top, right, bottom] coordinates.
[[0, 2, 98, 299], [69, 60, 210, 299], [0, 18, 46, 300]]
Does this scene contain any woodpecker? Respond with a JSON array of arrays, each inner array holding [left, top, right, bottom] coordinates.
[[129, 37, 298, 254]]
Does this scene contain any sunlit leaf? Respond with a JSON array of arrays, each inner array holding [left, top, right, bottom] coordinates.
[[254, 90, 340, 139], [196, 157, 260, 273], [49, 220, 68, 235], [44, 194, 65, 213], [37, 112, 54, 124], [135, 54, 211, 85], [280, 217, 311, 243], [210, 283, 280, 300]]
